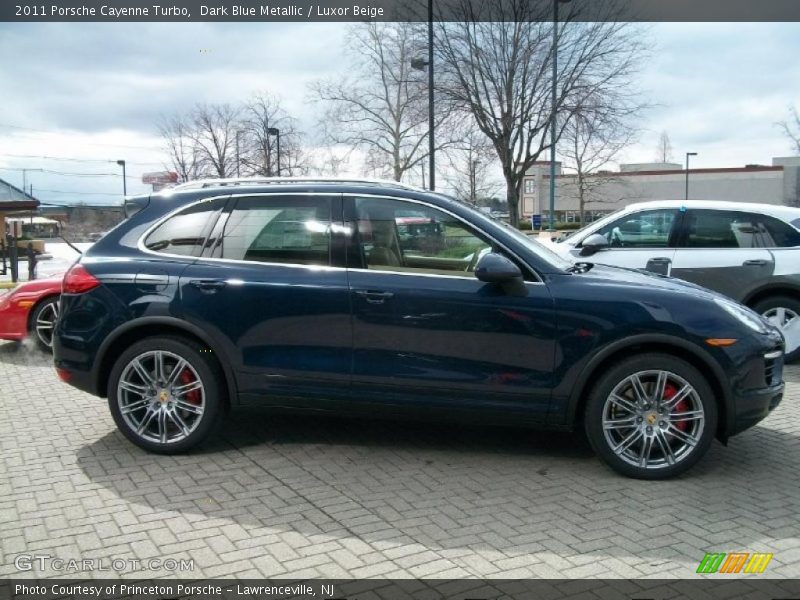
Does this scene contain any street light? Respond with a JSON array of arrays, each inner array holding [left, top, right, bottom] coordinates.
[[116, 159, 127, 197], [685, 152, 697, 200], [548, 0, 572, 231], [267, 128, 280, 176], [410, 0, 435, 191]]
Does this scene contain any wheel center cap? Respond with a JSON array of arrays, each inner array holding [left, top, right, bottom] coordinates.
[[159, 390, 169, 403], [645, 412, 658, 426]]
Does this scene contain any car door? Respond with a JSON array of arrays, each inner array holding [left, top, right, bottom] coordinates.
[[344, 195, 556, 420], [670, 209, 774, 301], [571, 208, 682, 275], [177, 193, 353, 404]]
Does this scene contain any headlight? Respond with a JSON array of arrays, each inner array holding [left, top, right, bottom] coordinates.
[[713, 297, 769, 333]]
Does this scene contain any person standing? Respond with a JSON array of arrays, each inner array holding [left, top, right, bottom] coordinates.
[[26, 242, 37, 281]]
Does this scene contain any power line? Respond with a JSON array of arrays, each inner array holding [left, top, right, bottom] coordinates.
[[0, 152, 165, 166], [0, 166, 135, 178], [34, 188, 126, 196]]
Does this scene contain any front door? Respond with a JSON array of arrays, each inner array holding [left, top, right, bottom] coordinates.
[[571, 208, 682, 275], [345, 195, 556, 419]]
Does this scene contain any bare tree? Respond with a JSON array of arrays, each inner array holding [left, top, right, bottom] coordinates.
[[778, 106, 800, 155], [241, 92, 306, 177], [560, 100, 639, 225], [188, 103, 242, 178], [654, 130, 673, 163], [443, 122, 501, 204], [435, 1, 648, 225], [310, 22, 453, 182], [158, 114, 202, 182]]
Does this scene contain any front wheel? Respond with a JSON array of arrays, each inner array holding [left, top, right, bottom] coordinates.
[[584, 354, 717, 479], [752, 296, 800, 362], [107, 336, 226, 453]]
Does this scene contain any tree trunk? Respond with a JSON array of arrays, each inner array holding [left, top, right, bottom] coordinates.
[[505, 174, 520, 227]]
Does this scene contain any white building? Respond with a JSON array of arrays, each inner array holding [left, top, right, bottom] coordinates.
[[521, 156, 800, 223]]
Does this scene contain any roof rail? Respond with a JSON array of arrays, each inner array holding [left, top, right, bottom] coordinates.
[[170, 176, 423, 192]]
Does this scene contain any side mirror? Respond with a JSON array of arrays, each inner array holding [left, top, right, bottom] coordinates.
[[579, 233, 609, 256], [475, 252, 522, 283]]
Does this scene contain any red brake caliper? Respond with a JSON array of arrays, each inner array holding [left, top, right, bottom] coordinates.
[[663, 382, 689, 432], [179, 369, 201, 405]]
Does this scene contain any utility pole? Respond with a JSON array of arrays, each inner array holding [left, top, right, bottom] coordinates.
[[685, 152, 697, 200], [427, 0, 435, 191], [116, 160, 127, 197]]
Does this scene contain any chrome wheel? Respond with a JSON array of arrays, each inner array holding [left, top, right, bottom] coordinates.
[[763, 306, 800, 356], [34, 299, 59, 348], [117, 350, 205, 445], [602, 370, 705, 470]]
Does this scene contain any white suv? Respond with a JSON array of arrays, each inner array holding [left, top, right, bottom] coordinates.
[[552, 200, 800, 360]]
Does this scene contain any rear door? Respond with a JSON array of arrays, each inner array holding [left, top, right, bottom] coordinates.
[[670, 209, 774, 301], [177, 193, 352, 404], [571, 208, 682, 275]]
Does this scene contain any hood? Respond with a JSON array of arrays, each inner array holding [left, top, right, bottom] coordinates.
[[574, 263, 720, 299]]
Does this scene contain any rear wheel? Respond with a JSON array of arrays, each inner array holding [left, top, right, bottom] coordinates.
[[752, 296, 800, 361], [107, 336, 226, 453], [584, 354, 717, 479], [29, 296, 59, 352]]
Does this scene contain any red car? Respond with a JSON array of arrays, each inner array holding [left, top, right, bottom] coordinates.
[[0, 276, 62, 351]]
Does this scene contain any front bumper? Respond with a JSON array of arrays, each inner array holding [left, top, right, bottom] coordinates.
[[729, 348, 785, 436]]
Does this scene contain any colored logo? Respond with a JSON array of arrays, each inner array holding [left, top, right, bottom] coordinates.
[[697, 552, 773, 574]]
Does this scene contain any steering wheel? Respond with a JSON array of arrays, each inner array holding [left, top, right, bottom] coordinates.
[[466, 246, 492, 272]]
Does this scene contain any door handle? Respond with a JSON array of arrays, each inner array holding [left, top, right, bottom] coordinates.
[[743, 259, 768, 266], [649, 257, 671, 264], [355, 290, 394, 304], [189, 279, 227, 293]]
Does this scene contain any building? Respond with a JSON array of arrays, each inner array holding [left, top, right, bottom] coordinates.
[[0, 177, 39, 239], [521, 156, 800, 223]]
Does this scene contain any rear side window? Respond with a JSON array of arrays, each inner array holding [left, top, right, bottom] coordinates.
[[683, 210, 800, 248], [144, 198, 226, 256], [221, 196, 332, 266]]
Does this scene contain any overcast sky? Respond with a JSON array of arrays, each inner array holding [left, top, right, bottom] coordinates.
[[0, 21, 798, 205]]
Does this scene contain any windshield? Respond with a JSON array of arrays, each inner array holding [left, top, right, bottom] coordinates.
[[494, 219, 573, 270]]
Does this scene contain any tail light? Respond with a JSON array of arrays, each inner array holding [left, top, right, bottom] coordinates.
[[63, 264, 100, 294]]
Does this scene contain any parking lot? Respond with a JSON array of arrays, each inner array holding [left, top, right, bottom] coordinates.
[[1, 341, 798, 580]]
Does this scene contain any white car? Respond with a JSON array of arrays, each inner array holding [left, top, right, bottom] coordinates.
[[552, 200, 800, 360]]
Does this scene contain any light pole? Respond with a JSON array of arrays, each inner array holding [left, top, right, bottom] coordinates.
[[548, 0, 572, 231], [685, 152, 697, 200], [268, 128, 280, 176], [116, 159, 127, 197], [411, 0, 435, 191]]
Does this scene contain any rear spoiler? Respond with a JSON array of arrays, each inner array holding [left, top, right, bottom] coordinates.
[[123, 195, 151, 219]]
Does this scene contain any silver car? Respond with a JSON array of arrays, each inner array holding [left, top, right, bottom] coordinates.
[[552, 200, 800, 360]]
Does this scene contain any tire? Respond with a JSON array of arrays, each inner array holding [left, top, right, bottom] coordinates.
[[29, 296, 59, 352], [584, 353, 718, 479], [107, 336, 227, 454], [752, 295, 800, 362]]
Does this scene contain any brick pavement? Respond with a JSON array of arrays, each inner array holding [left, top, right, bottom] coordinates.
[[0, 341, 798, 579]]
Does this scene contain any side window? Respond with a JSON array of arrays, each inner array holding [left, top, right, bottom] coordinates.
[[682, 210, 798, 249], [221, 196, 331, 266], [594, 209, 677, 248], [354, 197, 492, 276], [144, 198, 226, 256], [759, 214, 800, 248]]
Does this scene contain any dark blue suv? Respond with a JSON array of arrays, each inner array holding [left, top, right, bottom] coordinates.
[[53, 178, 786, 478]]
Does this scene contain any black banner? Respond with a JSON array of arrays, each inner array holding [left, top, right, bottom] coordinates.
[[3, 580, 800, 600], [2, 0, 800, 22]]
